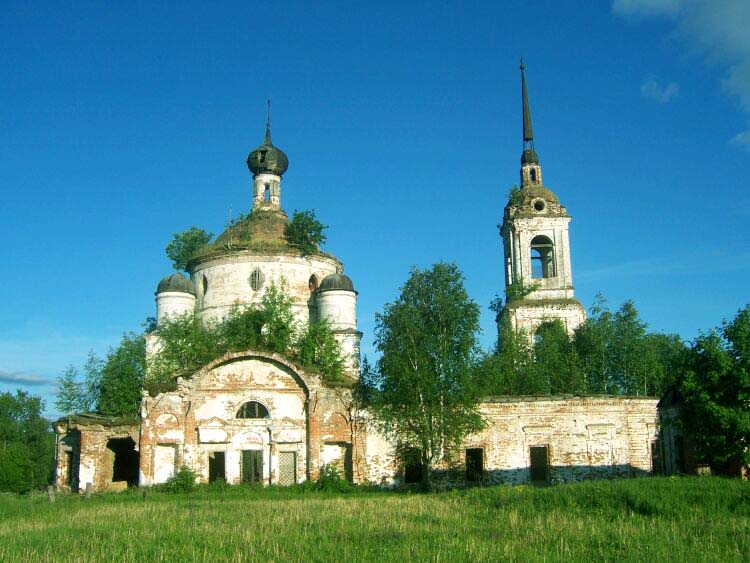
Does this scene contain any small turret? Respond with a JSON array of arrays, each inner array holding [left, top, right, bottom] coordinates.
[[316, 273, 357, 330], [155, 273, 196, 326]]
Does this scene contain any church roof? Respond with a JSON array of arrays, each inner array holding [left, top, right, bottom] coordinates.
[[246, 103, 289, 177], [156, 273, 196, 295], [187, 209, 338, 265], [318, 273, 356, 293]]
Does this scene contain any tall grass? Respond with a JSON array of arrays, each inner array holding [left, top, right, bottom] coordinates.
[[0, 477, 748, 562]]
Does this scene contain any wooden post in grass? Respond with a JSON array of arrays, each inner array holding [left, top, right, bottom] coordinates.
[[85, 482, 92, 500], [47, 485, 55, 503]]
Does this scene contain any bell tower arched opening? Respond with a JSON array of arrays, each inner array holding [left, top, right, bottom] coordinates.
[[530, 235, 555, 278]]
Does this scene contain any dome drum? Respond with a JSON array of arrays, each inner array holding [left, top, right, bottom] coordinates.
[[316, 289, 357, 331]]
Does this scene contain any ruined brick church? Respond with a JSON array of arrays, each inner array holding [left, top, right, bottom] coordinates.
[[55, 65, 676, 493]]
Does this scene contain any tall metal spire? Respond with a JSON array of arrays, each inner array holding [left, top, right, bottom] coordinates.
[[520, 58, 534, 150], [264, 99, 272, 144]]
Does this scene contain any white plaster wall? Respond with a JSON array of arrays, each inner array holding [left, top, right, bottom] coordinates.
[[190, 357, 308, 485], [512, 217, 575, 300], [253, 173, 281, 208], [317, 290, 357, 330], [155, 292, 196, 325], [334, 331, 362, 378], [191, 253, 340, 326], [362, 397, 660, 486], [509, 301, 586, 337]]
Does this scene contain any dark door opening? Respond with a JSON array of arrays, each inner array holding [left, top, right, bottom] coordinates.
[[106, 437, 139, 487], [529, 446, 549, 483], [466, 448, 484, 482], [403, 448, 423, 484], [208, 452, 226, 483], [651, 439, 664, 475], [241, 450, 263, 484]]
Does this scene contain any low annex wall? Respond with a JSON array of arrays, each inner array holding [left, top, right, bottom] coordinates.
[[363, 396, 660, 486]]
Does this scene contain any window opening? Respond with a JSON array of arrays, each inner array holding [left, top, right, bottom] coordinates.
[[237, 401, 269, 419], [278, 451, 297, 486], [202, 275, 208, 295], [259, 149, 267, 163], [208, 451, 226, 483], [466, 448, 484, 482], [241, 450, 263, 484], [264, 183, 271, 202], [530, 168, 537, 183], [530, 235, 556, 279], [249, 268, 265, 291], [308, 274, 319, 292], [529, 445, 549, 483]]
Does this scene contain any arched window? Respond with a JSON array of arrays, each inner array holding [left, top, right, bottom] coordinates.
[[236, 401, 269, 419], [202, 275, 209, 295], [530, 168, 537, 183], [308, 274, 319, 292], [264, 183, 271, 202], [530, 235, 556, 279]]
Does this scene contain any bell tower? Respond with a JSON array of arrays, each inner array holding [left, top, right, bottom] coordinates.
[[498, 60, 586, 337]]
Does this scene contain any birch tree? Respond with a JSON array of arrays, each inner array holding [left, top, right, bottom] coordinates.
[[367, 263, 484, 489]]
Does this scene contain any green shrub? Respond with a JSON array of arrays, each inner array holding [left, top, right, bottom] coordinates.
[[285, 210, 327, 255], [162, 467, 197, 493], [315, 464, 352, 493], [166, 227, 212, 272]]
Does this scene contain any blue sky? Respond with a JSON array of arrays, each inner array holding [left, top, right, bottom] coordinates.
[[1, 0, 748, 416]]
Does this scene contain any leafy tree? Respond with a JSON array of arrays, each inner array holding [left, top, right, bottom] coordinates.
[[534, 320, 584, 395], [572, 296, 682, 397], [679, 305, 750, 473], [573, 294, 615, 394], [354, 356, 382, 405], [258, 282, 297, 353], [97, 333, 147, 417], [165, 227, 212, 272], [366, 263, 484, 489], [218, 305, 265, 352], [296, 320, 345, 382], [82, 351, 103, 411], [285, 210, 327, 255], [149, 314, 221, 383], [0, 390, 54, 492], [55, 365, 84, 414], [483, 314, 535, 395], [149, 282, 345, 384]]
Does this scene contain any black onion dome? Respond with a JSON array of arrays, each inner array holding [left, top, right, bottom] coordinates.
[[521, 148, 539, 165], [247, 123, 289, 177], [156, 273, 196, 296], [318, 273, 355, 293]]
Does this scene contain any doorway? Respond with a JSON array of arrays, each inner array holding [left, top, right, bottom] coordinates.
[[208, 452, 226, 483], [241, 450, 263, 484], [529, 446, 549, 483]]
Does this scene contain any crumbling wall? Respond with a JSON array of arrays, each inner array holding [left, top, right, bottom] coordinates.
[[141, 351, 366, 487], [54, 420, 140, 493], [361, 397, 660, 486]]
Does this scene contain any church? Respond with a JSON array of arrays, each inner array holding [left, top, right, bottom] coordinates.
[[54, 66, 671, 493]]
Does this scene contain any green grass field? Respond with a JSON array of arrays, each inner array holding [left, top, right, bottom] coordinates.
[[1, 477, 748, 562]]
